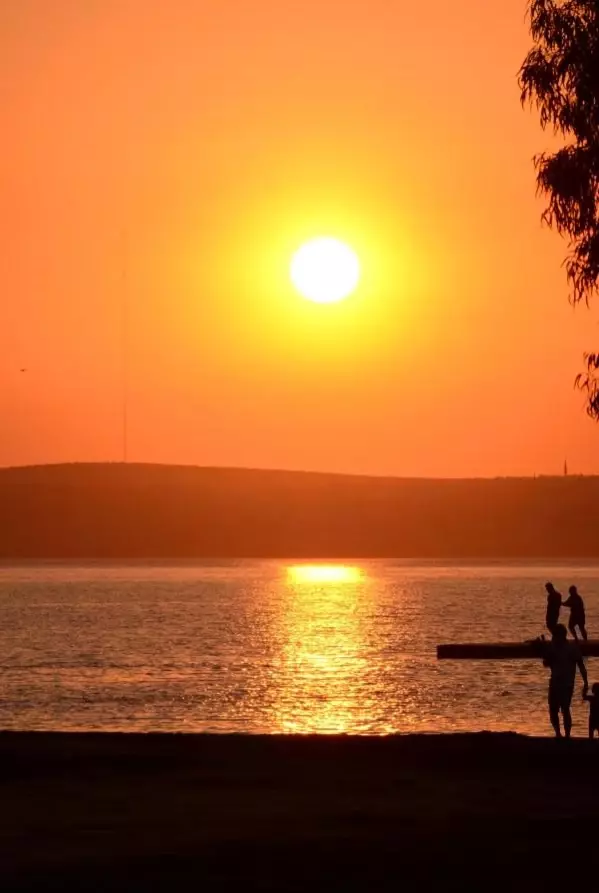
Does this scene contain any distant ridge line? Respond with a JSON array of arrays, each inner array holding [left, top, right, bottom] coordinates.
[[0, 461, 596, 485], [0, 463, 598, 559]]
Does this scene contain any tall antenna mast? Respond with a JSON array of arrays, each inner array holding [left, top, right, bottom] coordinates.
[[121, 229, 129, 463]]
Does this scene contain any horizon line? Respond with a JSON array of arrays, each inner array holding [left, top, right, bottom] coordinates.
[[0, 461, 595, 483]]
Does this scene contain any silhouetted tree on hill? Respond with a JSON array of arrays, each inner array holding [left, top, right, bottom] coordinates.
[[519, 0, 599, 418]]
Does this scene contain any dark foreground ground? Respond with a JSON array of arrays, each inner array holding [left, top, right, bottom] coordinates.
[[2, 732, 599, 891]]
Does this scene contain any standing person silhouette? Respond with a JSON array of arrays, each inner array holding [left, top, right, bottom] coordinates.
[[543, 624, 588, 738], [545, 582, 562, 635], [582, 682, 599, 739], [563, 585, 588, 641]]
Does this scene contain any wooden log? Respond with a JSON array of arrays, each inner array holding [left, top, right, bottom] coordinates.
[[437, 640, 599, 660]]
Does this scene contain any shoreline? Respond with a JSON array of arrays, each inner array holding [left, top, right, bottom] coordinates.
[[3, 731, 599, 890]]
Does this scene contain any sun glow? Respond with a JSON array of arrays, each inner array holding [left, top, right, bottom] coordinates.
[[287, 564, 363, 585], [290, 237, 360, 304]]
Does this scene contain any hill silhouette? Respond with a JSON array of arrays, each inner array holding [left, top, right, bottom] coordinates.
[[0, 463, 598, 559]]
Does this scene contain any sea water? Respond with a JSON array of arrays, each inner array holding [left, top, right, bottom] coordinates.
[[1, 560, 597, 736]]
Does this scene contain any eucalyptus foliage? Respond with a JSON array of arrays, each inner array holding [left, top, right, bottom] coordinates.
[[520, 0, 599, 417]]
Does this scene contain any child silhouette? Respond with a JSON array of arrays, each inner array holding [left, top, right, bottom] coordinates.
[[583, 682, 599, 739]]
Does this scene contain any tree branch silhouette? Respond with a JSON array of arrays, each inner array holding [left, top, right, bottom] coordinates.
[[519, 0, 599, 418]]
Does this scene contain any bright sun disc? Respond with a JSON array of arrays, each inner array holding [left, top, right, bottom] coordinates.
[[290, 237, 360, 304]]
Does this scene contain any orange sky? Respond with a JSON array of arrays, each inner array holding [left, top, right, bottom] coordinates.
[[2, 0, 598, 477]]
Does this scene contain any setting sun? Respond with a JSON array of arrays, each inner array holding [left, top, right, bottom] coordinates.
[[290, 237, 361, 304]]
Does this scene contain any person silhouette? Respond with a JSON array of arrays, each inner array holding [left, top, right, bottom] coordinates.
[[543, 624, 588, 738], [545, 582, 562, 635], [582, 682, 599, 739], [563, 585, 588, 641]]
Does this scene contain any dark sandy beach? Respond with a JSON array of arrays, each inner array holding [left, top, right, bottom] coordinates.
[[2, 732, 599, 891]]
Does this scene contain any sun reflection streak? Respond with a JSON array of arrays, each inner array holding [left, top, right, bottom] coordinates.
[[270, 564, 374, 734], [287, 565, 363, 585]]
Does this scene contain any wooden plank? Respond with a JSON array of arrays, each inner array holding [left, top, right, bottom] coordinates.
[[437, 640, 599, 660]]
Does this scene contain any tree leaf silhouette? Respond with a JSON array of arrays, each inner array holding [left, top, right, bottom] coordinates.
[[520, 0, 599, 418]]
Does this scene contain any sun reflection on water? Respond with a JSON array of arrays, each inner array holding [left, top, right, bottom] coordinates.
[[270, 564, 375, 734], [287, 565, 364, 585]]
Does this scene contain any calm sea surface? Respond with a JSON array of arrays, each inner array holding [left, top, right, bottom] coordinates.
[[1, 561, 598, 736]]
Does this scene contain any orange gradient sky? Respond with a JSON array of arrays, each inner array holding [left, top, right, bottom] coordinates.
[[2, 0, 598, 477]]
